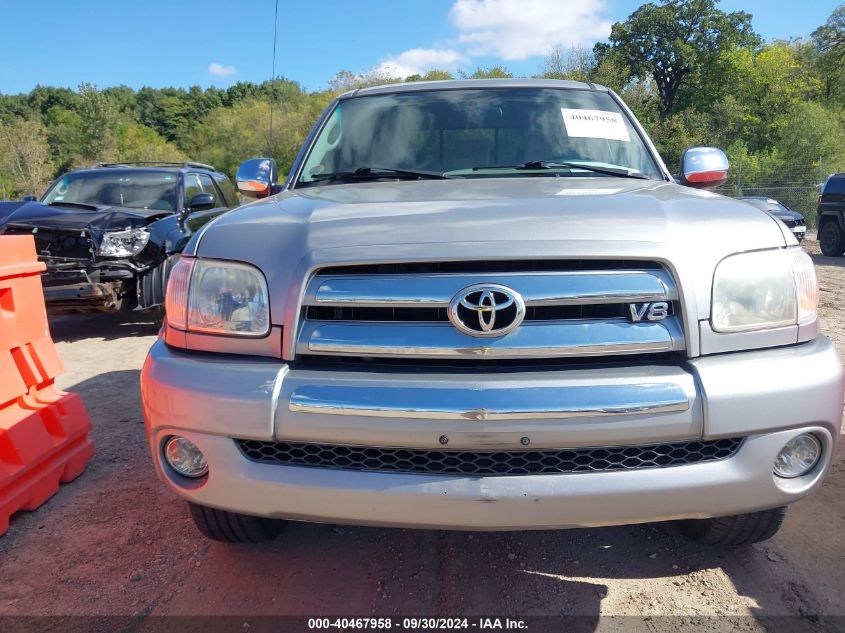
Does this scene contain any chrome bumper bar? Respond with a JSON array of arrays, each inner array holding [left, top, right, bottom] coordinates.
[[289, 383, 691, 420]]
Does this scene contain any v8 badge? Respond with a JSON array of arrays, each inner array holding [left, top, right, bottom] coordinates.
[[629, 301, 669, 322]]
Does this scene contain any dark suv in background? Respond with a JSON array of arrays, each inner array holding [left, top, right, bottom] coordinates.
[[818, 173, 845, 256], [740, 196, 806, 243], [0, 162, 239, 314]]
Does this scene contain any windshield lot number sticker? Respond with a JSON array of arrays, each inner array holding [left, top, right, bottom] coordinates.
[[562, 108, 631, 142]]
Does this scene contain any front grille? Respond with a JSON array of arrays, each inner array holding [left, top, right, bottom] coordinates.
[[297, 260, 685, 361], [235, 438, 743, 476], [3, 225, 94, 261]]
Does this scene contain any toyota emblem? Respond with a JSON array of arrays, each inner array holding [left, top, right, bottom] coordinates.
[[447, 284, 525, 337]]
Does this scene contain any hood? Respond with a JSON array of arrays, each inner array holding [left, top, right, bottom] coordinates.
[[0, 200, 171, 241], [192, 177, 788, 322]]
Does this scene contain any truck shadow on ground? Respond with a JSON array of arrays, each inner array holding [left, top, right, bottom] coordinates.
[[810, 252, 845, 269], [204, 521, 815, 628], [48, 312, 160, 344]]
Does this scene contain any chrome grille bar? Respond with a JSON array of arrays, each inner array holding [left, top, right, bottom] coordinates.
[[307, 270, 675, 308], [298, 319, 684, 359]]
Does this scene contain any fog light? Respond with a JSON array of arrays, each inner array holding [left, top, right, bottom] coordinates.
[[773, 434, 821, 478], [164, 436, 208, 478]]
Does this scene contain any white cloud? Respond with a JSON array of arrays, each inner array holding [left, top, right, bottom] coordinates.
[[376, 48, 467, 78], [361, 0, 612, 83], [449, 0, 612, 60], [208, 62, 237, 77]]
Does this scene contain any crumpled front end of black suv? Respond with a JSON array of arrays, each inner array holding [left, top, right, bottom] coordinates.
[[0, 199, 169, 313]]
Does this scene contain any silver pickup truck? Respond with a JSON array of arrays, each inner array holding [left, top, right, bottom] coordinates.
[[141, 79, 844, 546]]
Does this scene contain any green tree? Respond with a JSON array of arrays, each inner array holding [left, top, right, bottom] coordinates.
[[102, 85, 138, 116], [189, 95, 329, 177], [595, 0, 758, 117], [328, 69, 401, 93], [721, 42, 822, 150], [0, 94, 30, 122], [463, 66, 514, 79], [43, 106, 84, 172], [406, 70, 455, 82], [157, 94, 192, 144], [115, 122, 186, 162], [540, 45, 596, 81], [774, 102, 845, 174], [76, 83, 118, 163], [812, 4, 845, 103], [0, 118, 54, 196], [813, 3, 845, 59], [27, 85, 77, 116]]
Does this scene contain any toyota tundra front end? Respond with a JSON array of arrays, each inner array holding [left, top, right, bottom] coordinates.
[[141, 80, 843, 545]]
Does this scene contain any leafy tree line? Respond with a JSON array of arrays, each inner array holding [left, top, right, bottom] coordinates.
[[1, 0, 844, 213]]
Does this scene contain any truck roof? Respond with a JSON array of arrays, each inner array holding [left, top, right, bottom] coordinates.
[[341, 78, 608, 99], [68, 161, 222, 176]]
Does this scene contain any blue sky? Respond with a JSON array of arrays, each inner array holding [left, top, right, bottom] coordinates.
[[0, 0, 839, 95]]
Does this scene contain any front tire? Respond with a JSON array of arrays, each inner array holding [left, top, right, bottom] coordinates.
[[188, 502, 284, 543], [819, 221, 845, 257], [676, 507, 787, 546]]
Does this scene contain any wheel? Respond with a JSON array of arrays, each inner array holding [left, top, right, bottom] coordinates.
[[138, 253, 180, 316], [676, 507, 787, 546], [188, 502, 284, 543], [114, 280, 138, 312], [819, 221, 845, 257]]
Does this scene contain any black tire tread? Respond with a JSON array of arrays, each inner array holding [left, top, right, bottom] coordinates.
[[819, 221, 845, 257], [677, 507, 787, 546], [188, 502, 282, 543]]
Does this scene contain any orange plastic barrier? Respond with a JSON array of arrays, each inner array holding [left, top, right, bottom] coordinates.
[[0, 236, 94, 535]]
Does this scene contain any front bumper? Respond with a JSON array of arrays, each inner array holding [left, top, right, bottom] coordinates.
[[141, 337, 843, 530], [41, 263, 137, 312], [42, 281, 130, 313]]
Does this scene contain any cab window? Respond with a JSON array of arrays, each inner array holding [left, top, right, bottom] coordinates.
[[197, 174, 220, 206]]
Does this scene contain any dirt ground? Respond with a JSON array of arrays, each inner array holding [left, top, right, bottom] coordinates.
[[0, 236, 843, 631]]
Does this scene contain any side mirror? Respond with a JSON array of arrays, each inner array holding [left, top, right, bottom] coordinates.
[[188, 192, 216, 212], [680, 147, 729, 189], [236, 157, 279, 199], [22, 195, 37, 202]]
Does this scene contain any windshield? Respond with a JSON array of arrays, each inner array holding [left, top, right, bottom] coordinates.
[[42, 171, 179, 211], [297, 88, 663, 186]]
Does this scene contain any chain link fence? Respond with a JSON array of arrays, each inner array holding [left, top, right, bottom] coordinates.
[[716, 157, 834, 230]]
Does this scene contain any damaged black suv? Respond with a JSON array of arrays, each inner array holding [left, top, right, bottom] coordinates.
[[0, 162, 239, 314]]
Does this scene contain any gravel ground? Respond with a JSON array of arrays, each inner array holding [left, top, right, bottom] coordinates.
[[0, 237, 843, 630]]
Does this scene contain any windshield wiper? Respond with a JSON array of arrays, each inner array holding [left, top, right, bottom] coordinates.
[[519, 160, 649, 179], [47, 201, 101, 210], [309, 167, 455, 182], [462, 161, 649, 180]]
